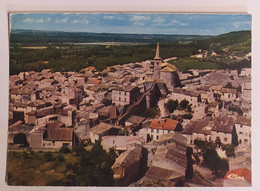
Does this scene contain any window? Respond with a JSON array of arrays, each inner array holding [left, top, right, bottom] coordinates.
[[151, 129, 154, 133], [224, 137, 228, 142], [157, 129, 159, 133], [239, 132, 243, 135], [156, 135, 159, 140], [244, 139, 248, 143]]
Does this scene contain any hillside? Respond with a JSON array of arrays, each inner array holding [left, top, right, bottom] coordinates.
[[10, 29, 212, 45], [9, 30, 251, 75]]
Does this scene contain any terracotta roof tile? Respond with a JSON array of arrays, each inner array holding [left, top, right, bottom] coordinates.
[[150, 118, 179, 131], [224, 168, 251, 184]]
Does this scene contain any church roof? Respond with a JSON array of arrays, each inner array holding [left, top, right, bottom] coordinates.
[[160, 62, 178, 72]]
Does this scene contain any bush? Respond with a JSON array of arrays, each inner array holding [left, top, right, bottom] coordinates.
[[222, 144, 235, 157], [180, 100, 189, 110], [182, 114, 192, 119], [13, 133, 28, 147], [59, 145, 71, 154], [44, 152, 54, 162], [166, 99, 178, 113]]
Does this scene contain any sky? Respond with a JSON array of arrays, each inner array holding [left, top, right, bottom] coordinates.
[[10, 13, 251, 35]]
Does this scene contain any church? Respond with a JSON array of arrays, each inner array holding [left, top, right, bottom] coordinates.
[[152, 42, 181, 91]]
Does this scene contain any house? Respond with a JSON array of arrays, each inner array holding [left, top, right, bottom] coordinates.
[[223, 168, 251, 187], [148, 118, 181, 141], [112, 85, 140, 106], [125, 115, 146, 133], [43, 121, 74, 149], [234, 116, 251, 147], [112, 144, 143, 186], [8, 122, 33, 144], [220, 88, 237, 102], [240, 68, 251, 77], [102, 135, 142, 152], [170, 88, 201, 108], [193, 103, 208, 120], [241, 82, 251, 101], [89, 122, 122, 143], [182, 117, 212, 145], [211, 116, 235, 145]]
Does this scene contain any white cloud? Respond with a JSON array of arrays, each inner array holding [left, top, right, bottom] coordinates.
[[103, 15, 115, 19], [130, 15, 150, 21], [71, 19, 80, 24], [171, 20, 181, 24], [55, 17, 68, 24], [233, 21, 251, 29], [71, 19, 89, 24], [35, 19, 44, 23], [133, 22, 145, 26], [23, 18, 34, 23], [154, 17, 165, 23], [180, 23, 189, 26]]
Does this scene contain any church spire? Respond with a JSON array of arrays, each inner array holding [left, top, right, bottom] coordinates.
[[154, 42, 161, 60]]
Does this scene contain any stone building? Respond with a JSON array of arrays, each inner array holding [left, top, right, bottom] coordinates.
[[151, 42, 181, 91], [112, 86, 140, 106]]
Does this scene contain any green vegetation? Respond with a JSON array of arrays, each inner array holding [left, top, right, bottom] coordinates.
[[222, 144, 236, 157], [171, 57, 219, 72], [9, 30, 251, 75], [166, 99, 178, 113], [7, 142, 118, 186], [13, 133, 28, 147], [194, 139, 229, 176], [139, 107, 160, 119]]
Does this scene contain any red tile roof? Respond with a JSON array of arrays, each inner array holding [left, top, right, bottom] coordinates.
[[150, 118, 179, 131], [224, 168, 251, 184]]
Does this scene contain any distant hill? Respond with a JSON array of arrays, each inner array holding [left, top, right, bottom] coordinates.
[[10, 29, 212, 45], [193, 30, 251, 56]]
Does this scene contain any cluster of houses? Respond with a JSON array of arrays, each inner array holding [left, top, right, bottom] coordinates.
[[8, 43, 251, 186]]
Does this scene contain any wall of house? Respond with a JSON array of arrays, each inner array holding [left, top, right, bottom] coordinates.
[[193, 104, 208, 120], [90, 131, 100, 143], [169, 93, 198, 107], [30, 132, 43, 148], [235, 124, 251, 147], [102, 136, 128, 151], [112, 90, 130, 106], [25, 114, 37, 125], [43, 140, 72, 149], [221, 93, 237, 102], [211, 131, 232, 144], [148, 128, 172, 141]]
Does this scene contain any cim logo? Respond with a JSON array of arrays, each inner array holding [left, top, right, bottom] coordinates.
[[227, 173, 245, 181]]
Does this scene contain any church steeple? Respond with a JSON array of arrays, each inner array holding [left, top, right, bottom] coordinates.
[[154, 42, 161, 60], [153, 42, 162, 80]]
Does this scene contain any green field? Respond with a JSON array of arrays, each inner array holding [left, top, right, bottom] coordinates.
[[171, 57, 219, 71]]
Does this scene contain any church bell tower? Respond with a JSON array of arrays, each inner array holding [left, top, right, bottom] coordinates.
[[153, 42, 162, 79]]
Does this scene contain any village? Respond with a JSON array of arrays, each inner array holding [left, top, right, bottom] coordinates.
[[8, 43, 251, 187]]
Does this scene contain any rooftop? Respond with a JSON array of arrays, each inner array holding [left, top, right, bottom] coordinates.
[[150, 118, 179, 131]]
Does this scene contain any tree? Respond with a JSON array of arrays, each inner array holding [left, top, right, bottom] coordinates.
[[13, 133, 28, 147], [180, 100, 189, 110], [59, 145, 71, 154], [222, 144, 236, 157], [166, 99, 178, 113]]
